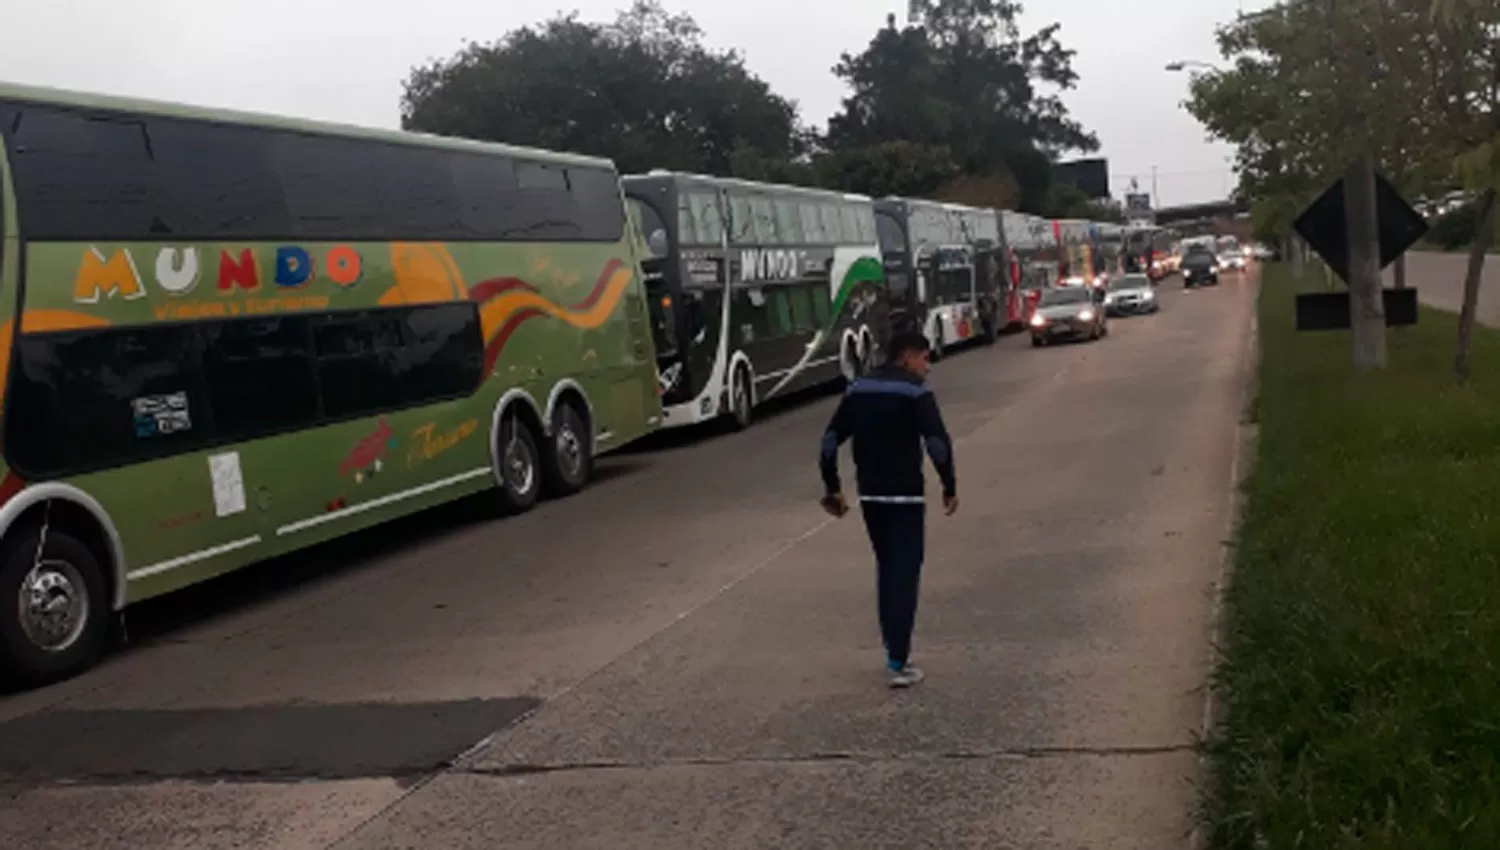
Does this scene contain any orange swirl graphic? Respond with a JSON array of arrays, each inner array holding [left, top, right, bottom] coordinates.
[[471, 259, 632, 374]]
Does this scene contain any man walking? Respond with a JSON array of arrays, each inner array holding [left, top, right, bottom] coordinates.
[[818, 330, 958, 688]]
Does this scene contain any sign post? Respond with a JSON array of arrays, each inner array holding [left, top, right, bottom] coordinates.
[[1291, 169, 1428, 332]]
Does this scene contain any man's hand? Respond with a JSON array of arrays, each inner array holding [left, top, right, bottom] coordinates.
[[821, 492, 849, 518], [943, 494, 959, 516]]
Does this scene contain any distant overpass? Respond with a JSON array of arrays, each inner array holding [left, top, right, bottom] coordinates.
[[1153, 198, 1251, 225]]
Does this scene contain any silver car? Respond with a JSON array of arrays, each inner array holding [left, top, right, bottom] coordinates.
[[1104, 273, 1159, 316], [1030, 286, 1108, 346]]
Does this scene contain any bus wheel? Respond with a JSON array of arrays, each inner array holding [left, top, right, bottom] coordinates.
[[543, 401, 593, 498], [495, 413, 542, 515], [728, 364, 753, 431], [844, 338, 861, 381], [931, 330, 946, 362], [0, 525, 109, 687]]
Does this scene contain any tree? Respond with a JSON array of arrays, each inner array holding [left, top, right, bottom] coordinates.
[[823, 2, 1097, 212], [400, 2, 805, 179], [1184, 0, 1498, 374], [814, 140, 963, 199]]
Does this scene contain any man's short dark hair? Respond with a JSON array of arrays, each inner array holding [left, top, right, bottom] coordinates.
[[885, 330, 931, 364]]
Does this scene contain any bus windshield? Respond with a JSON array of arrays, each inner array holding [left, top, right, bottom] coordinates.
[[627, 197, 670, 260]]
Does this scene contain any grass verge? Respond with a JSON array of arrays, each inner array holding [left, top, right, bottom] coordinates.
[[1205, 264, 1500, 849]]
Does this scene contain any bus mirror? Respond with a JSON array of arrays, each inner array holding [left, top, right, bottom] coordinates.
[[648, 229, 668, 257]]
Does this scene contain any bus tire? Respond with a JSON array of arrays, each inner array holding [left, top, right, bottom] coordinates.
[[728, 363, 753, 431], [931, 329, 946, 362], [859, 332, 876, 373], [542, 401, 593, 499], [843, 338, 861, 381], [0, 525, 109, 687], [495, 413, 543, 515]]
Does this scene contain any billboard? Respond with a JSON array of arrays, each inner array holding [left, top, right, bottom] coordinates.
[[1125, 193, 1152, 215], [1055, 158, 1110, 199]]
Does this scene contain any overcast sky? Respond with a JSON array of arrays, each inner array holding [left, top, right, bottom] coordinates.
[[0, 0, 1258, 207]]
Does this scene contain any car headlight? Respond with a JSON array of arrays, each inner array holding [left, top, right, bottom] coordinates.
[[1030, 313, 1046, 327], [1078, 309, 1094, 321], [1142, 290, 1154, 299]]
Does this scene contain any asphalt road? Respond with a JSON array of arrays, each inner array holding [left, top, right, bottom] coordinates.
[[1398, 250, 1500, 324], [0, 270, 1258, 849]]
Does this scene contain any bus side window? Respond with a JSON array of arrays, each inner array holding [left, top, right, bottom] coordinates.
[[788, 287, 814, 332], [799, 203, 825, 244], [689, 192, 725, 246], [312, 304, 482, 420], [727, 194, 756, 245], [6, 324, 209, 477], [773, 199, 804, 244], [676, 194, 699, 246], [819, 205, 843, 244]]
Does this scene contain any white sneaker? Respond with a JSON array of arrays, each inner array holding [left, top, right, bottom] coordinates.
[[888, 664, 925, 689]]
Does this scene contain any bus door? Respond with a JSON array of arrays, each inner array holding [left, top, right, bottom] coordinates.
[[971, 244, 1004, 338], [875, 208, 918, 339], [626, 193, 689, 402], [933, 246, 976, 343], [1004, 247, 1026, 328]]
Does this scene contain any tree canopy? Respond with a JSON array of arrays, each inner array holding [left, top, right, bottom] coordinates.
[[400, 0, 1099, 215], [1182, 0, 1497, 243], [823, 1, 1098, 211], [401, 1, 805, 178]]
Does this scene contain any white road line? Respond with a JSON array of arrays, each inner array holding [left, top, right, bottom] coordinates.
[[127, 535, 263, 581], [275, 467, 493, 537]]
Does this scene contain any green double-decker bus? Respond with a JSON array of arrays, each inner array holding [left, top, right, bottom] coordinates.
[[0, 84, 662, 684]]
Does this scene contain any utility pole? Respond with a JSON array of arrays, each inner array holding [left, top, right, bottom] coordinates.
[[1331, 0, 1386, 369], [1151, 165, 1159, 208]]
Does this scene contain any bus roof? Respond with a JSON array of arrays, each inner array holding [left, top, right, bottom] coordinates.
[[0, 80, 614, 170], [623, 170, 874, 203]]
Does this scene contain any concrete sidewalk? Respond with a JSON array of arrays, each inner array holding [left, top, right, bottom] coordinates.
[[329, 279, 1259, 849]]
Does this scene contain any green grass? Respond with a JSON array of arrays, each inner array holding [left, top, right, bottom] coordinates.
[[1205, 265, 1500, 849]]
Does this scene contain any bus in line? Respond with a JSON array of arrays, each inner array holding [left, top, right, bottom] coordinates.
[[874, 198, 1004, 360], [999, 210, 1055, 320], [1054, 219, 1098, 287], [623, 172, 886, 430], [0, 83, 662, 683]]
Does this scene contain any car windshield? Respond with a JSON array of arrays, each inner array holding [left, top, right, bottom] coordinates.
[[1184, 250, 1215, 266], [1039, 287, 1091, 306], [1109, 275, 1149, 291]]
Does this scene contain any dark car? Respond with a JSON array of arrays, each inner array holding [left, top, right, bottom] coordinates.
[[1029, 286, 1108, 346], [1181, 248, 1219, 288]]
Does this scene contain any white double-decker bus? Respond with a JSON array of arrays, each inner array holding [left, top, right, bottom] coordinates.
[[874, 198, 1005, 360], [623, 172, 887, 430]]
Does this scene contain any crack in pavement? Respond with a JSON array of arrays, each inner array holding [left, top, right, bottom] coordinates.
[[0, 742, 1199, 791], [467, 742, 1199, 779]]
